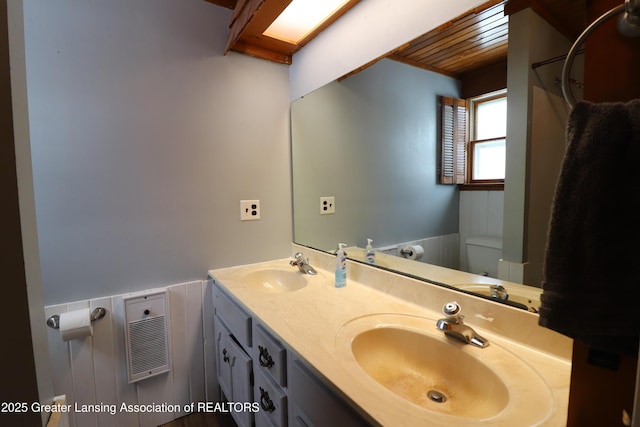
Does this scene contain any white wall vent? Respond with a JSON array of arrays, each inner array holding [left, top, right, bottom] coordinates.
[[124, 290, 171, 383]]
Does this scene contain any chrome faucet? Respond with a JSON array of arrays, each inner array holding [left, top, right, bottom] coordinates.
[[289, 252, 317, 275], [489, 284, 508, 300], [436, 302, 489, 348]]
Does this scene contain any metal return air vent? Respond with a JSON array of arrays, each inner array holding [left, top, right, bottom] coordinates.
[[124, 291, 171, 383]]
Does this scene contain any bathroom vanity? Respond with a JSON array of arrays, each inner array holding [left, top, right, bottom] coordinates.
[[209, 245, 572, 426], [212, 280, 368, 427]]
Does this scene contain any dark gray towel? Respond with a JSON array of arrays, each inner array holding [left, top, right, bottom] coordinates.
[[539, 99, 640, 355]]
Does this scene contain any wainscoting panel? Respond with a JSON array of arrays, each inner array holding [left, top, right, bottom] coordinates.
[[378, 234, 460, 270], [44, 280, 216, 427], [186, 283, 206, 405], [89, 297, 117, 427], [458, 190, 505, 273], [202, 279, 219, 403], [169, 284, 189, 422], [419, 234, 460, 270]]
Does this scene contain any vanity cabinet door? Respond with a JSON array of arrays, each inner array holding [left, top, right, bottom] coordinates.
[[290, 403, 313, 427], [228, 337, 253, 427], [214, 315, 253, 427], [289, 357, 370, 427], [214, 316, 233, 399]]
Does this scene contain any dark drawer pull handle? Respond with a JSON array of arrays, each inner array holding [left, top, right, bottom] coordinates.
[[222, 348, 229, 363], [258, 345, 274, 368], [259, 387, 275, 412]]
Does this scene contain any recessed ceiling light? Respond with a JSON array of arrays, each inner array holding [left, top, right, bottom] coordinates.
[[263, 0, 350, 45]]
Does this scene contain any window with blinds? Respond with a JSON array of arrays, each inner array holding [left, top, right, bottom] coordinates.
[[440, 91, 506, 186], [440, 96, 467, 184]]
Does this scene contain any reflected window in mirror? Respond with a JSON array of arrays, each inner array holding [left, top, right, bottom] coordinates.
[[469, 90, 507, 183], [440, 90, 506, 188]]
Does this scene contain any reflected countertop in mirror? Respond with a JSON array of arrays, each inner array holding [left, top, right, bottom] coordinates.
[[345, 246, 541, 312]]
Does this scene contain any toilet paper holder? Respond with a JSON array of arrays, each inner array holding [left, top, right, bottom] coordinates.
[[46, 307, 107, 329]]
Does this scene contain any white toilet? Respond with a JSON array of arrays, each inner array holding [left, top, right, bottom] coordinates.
[[465, 236, 503, 278]]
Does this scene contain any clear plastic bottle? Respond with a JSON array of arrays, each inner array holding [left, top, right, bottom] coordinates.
[[365, 238, 376, 265], [335, 243, 347, 288]]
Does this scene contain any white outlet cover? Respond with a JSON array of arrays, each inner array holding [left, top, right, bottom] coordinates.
[[240, 200, 260, 221], [320, 196, 335, 215]]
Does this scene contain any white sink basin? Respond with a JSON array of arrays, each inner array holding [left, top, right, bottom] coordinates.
[[242, 269, 309, 293], [336, 314, 555, 426]]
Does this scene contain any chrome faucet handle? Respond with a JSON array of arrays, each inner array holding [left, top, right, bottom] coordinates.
[[442, 302, 462, 323], [290, 252, 317, 275], [437, 301, 489, 348], [290, 252, 305, 265]]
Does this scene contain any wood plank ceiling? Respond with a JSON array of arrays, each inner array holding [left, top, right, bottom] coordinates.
[[389, 0, 509, 78], [205, 0, 586, 78]]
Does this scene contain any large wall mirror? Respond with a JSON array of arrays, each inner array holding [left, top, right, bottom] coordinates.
[[291, 1, 580, 312]]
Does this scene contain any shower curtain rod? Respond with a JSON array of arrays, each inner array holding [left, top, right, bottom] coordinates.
[[531, 50, 584, 70]]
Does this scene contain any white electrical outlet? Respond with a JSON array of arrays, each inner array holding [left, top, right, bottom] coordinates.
[[240, 200, 260, 221], [320, 196, 335, 215]]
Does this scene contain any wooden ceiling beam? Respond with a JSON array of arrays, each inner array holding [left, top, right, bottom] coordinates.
[[230, 40, 292, 64], [225, 0, 285, 54]]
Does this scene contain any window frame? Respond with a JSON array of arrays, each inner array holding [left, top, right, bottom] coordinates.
[[467, 90, 507, 185]]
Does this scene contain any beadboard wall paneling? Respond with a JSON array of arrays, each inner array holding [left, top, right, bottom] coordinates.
[[377, 234, 460, 270], [44, 280, 215, 427], [459, 190, 505, 272]]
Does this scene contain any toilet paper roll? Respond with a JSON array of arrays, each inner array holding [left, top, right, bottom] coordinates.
[[403, 245, 424, 260], [59, 308, 93, 342]]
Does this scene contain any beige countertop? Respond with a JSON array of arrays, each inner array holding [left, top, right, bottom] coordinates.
[[208, 245, 572, 426], [345, 245, 543, 310]]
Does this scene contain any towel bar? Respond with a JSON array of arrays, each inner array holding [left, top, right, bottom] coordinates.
[[562, 0, 640, 108]]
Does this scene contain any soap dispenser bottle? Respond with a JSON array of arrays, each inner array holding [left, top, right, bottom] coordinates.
[[335, 243, 347, 288], [365, 238, 376, 264]]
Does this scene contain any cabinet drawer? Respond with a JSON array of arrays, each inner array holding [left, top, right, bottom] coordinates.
[[254, 369, 287, 427], [255, 324, 287, 387], [213, 281, 252, 349]]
